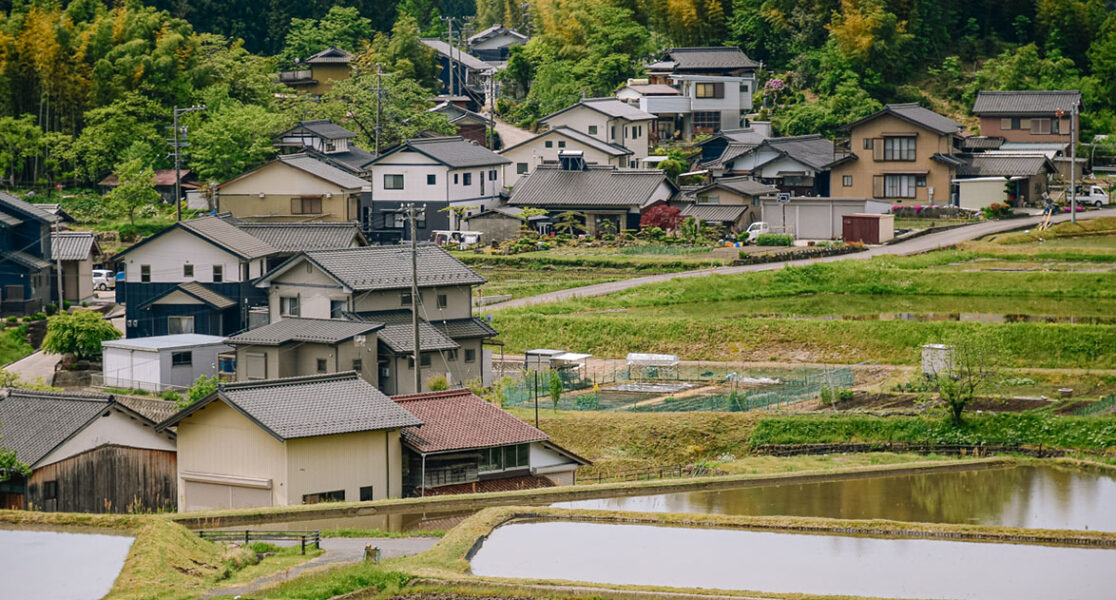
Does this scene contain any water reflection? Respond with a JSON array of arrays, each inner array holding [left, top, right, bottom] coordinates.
[[557, 466, 1116, 531], [0, 529, 133, 600], [470, 521, 1116, 600]]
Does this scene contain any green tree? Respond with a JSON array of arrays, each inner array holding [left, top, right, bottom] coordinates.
[[0, 423, 30, 481], [41, 310, 122, 361], [358, 14, 441, 90], [549, 370, 562, 410], [934, 331, 1000, 426], [0, 115, 42, 186], [278, 6, 374, 66], [191, 34, 281, 108], [658, 158, 686, 181], [316, 73, 453, 151], [439, 205, 478, 231], [105, 145, 162, 227], [187, 102, 286, 183], [963, 44, 1081, 108], [177, 374, 219, 409], [516, 207, 548, 236], [71, 94, 166, 183], [553, 211, 587, 235], [773, 76, 881, 137], [1087, 15, 1116, 103], [38, 131, 74, 192]]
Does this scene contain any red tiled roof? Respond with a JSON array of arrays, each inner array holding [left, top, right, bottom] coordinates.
[[392, 388, 548, 453], [99, 170, 193, 187]]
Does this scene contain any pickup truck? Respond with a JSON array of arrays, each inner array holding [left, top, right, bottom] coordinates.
[[1075, 185, 1110, 207], [744, 222, 770, 240]]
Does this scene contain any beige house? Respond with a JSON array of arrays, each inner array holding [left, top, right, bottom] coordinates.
[[501, 126, 635, 180], [277, 47, 353, 97], [972, 90, 1080, 145], [829, 104, 965, 206], [540, 98, 655, 165], [51, 231, 101, 303], [253, 245, 497, 395], [225, 318, 382, 386], [158, 372, 422, 511], [215, 154, 368, 223], [682, 177, 776, 233]]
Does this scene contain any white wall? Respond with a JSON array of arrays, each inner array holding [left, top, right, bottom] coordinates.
[[372, 149, 505, 206], [501, 134, 623, 179], [957, 178, 1009, 210], [35, 407, 176, 468], [123, 227, 244, 284], [756, 156, 817, 179], [761, 198, 868, 240]]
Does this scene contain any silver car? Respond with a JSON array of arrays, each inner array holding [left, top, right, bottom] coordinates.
[[92, 269, 115, 291]]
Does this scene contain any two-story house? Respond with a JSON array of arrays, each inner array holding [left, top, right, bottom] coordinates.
[[719, 135, 838, 196], [214, 153, 369, 224], [0, 193, 56, 316], [540, 98, 655, 165], [972, 90, 1081, 146], [251, 245, 496, 395], [420, 38, 493, 111], [622, 75, 753, 141], [428, 102, 490, 146], [467, 24, 529, 63], [828, 104, 965, 206], [274, 119, 375, 177], [365, 136, 510, 243], [500, 126, 635, 181], [277, 46, 353, 97], [225, 317, 384, 385], [647, 46, 760, 82]]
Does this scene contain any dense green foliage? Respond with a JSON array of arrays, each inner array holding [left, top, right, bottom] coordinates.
[[749, 413, 1116, 450], [41, 310, 122, 360]]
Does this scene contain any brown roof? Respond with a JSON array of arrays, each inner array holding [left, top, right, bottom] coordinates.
[[392, 388, 548, 454], [99, 170, 193, 187]]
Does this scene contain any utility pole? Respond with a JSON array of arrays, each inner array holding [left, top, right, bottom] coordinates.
[[374, 63, 386, 156], [487, 71, 496, 149], [442, 17, 456, 96], [171, 105, 206, 222], [408, 203, 423, 394], [1070, 104, 1078, 224]]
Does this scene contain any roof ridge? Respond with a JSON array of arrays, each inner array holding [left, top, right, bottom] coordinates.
[[978, 89, 1080, 94], [220, 371, 359, 391], [409, 136, 467, 144], [392, 388, 476, 402], [4, 388, 113, 402]]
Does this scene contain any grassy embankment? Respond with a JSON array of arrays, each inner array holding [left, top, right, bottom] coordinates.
[[490, 249, 1116, 367], [0, 325, 32, 365]]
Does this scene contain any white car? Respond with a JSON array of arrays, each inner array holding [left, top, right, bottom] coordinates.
[[1077, 185, 1110, 207], [92, 269, 115, 291], [744, 222, 770, 241]]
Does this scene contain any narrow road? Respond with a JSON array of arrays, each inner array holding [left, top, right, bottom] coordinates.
[[488, 208, 1116, 311], [2, 350, 58, 385], [201, 536, 438, 599], [492, 117, 535, 148]]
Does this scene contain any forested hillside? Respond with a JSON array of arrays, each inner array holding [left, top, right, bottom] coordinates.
[[0, 0, 1110, 193]]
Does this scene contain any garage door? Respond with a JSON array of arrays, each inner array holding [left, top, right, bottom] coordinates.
[[183, 481, 273, 511]]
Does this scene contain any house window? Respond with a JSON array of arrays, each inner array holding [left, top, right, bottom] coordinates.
[[212, 265, 223, 283], [463, 173, 472, 186], [916, 175, 927, 187], [697, 194, 719, 205], [1001, 118, 1012, 130], [359, 486, 374, 501], [303, 490, 345, 504], [330, 299, 347, 319], [453, 173, 459, 184], [426, 174, 436, 185], [316, 358, 327, 372], [545, 140, 553, 148], [588, 125, 598, 135], [280, 296, 300, 317], [611, 125, 616, 140], [436, 293, 447, 309], [489, 169, 497, 180], [384, 174, 404, 189], [140, 265, 151, 283], [883, 174, 918, 198], [1032, 118, 1052, 134], [465, 348, 476, 363], [183, 264, 194, 278], [246, 352, 267, 380], [843, 175, 853, 187], [43, 480, 58, 500], [863, 138, 874, 150], [883, 137, 916, 161], [168, 316, 194, 334], [171, 351, 192, 367], [695, 82, 725, 98], [388, 212, 405, 229], [558, 141, 566, 148], [352, 359, 362, 372], [291, 196, 322, 214], [516, 162, 528, 174], [479, 443, 530, 472], [693, 111, 721, 133], [446, 349, 458, 362], [421, 353, 431, 367], [400, 291, 412, 306]]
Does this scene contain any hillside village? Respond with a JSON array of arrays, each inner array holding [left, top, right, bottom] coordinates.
[[0, 2, 1115, 600]]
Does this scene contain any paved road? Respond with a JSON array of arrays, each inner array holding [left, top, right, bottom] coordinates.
[[488, 208, 1116, 311], [2, 350, 58, 385], [493, 117, 535, 148], [201, 536, 438, 599]]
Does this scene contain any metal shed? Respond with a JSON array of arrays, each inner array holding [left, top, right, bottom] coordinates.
[[626, 352, 680, 380], [102, 334, 230, 392]]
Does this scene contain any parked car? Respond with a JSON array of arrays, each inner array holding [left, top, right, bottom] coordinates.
[[743, 222, 770, 242], [1075, 185, 1110, 207], [92, 269, 115, 290]]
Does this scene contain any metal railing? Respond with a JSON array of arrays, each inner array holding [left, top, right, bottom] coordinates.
[[197, 529, 321, 554]]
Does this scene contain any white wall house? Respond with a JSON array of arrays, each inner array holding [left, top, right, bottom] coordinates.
[[500, 126, 636, 181], [540, 98, 655, 165], [102, 334, 231, 392], [630, 75, 752, 141]]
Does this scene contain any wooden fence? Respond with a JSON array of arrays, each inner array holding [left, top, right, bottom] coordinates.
[[197, 530, 321, 554]]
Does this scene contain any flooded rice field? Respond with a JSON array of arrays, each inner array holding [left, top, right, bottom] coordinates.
[[0, 529, 133, 600], [469, 520, 1116, 600]]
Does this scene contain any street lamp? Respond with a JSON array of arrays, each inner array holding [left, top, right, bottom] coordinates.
[[172, 104, 206, 222]]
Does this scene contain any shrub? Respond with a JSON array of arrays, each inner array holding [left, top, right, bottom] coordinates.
[[44, 303, 58, 316], [178, 375, 219, 409], [41, 310, 122, 360], [837, 388, 854, 402], [754, 233, 794, 246], [63, 301, 71, 310], [5, 316, 16, 325], [427, 374, 449, 391], [160, 389, 182, 403], [981, 203, 1013, 220]]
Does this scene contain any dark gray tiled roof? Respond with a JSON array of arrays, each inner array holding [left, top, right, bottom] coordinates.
[[433, 317, 499, 339], [542, 98, 655, 124], [232, 222, 364, 252], [957, 154, 1056, 177], [962, 136, 1006, 150], [140, 282, 236, 310], [681, 204, 749, 223], [762, 135, 839, 170], [294, 245, 486, 291], [0, 211, 20, 227], [378, 322, 459, 353], [51, 231, 98, 261], [375, 136, 509, 168], [320, 147, 376, 172], [227, 318, 382, 346], [188, 372, 422, 440], [305, 46, 352, 64], [467, 24, 528, 45], [844, 103, 963, 136], [501, 126, 633, 158], [181, 215, 277, 259], [972, 90, 1082, 116], [0, 192, 58, 224], [278, 154, 369, 189], [6, 250, 51, 270], [429, 102, 488, 125], [509, 164, 672, 209], [0, 389, 112, 466], [701, 177, 777, 197], [292, 119, 357, 139], [115, 396, 178, 424], [703, 141, 762, 170], [652, 47, 758, 71], [420, 39, 491, 71]]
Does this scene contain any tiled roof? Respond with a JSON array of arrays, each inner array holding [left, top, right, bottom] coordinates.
[[304, 46, 352, 64], [700, 176, 777, 197], [420, 39, 491, 71], [226, 318, 382, 346], [957, 154, 1056, 177], [230, 221, 364, 252], [5, 250, 51, 270], [286, 245, 486, 292], [844, 103, 963, 136], [500, 126, 634, 158], [51, 231, 98, 261], [962, 136, 1006, 150], [36, 204, 75, 222], [0, 211, 20, 227], [681, 204, 749, 223], [762, 135, 839, 170], [392, 388, 547, 453], [429, 102, 488, 125], [467, 24, 528, 45], [318, 147, 376, 172], [115, 396, 179, 424], [0, 389, 113, 466], [703, 141, 762, 170], [377, 321, 459, 353], [373, 136, 509, 168], [180, 215, 277, 259], [346, 311, 494, 344], [433, 317, 498, 339], [0, 191, 57, 224], [509, 164, 672, 209], [161, 372, 421, 440], [542, 98, 656, 123], [277, 154, 369, 189], [972, 90, 1082, 116], [291, 119, 357, 139], [138, 282, 237, 310], [652, 46, 758, 71], [99, 170, 192, 187]]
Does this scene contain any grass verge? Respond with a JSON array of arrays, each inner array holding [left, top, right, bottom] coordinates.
[[0, 326, 32, 365]]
